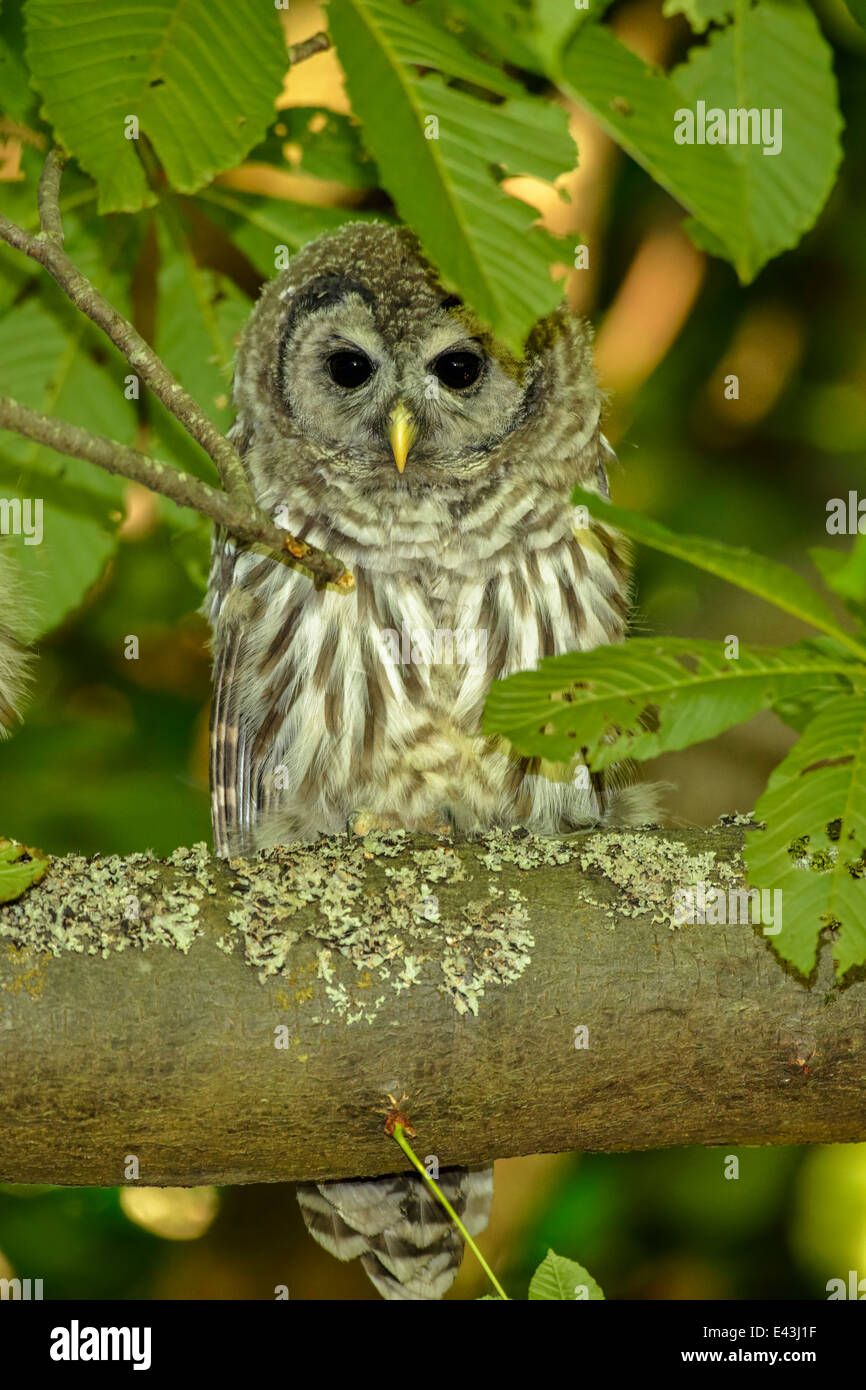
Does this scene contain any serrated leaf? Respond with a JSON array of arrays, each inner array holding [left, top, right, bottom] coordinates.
[[662, 0, 733, 33], [25, 0, 287, 213], [327, 0, 575, 352], [558, 0, 843, 281], [0, 837, 48, 903], [529, 1249, 605, 1300], [746, 695, 866, 976], [572, 487, 866, 660], [482, 637, 856, 766]]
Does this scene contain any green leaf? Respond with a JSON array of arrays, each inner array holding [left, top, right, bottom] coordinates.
[[0, 0, 35, 123], [482, 637, 856, 766], [529, 1249, 605, 1300], [809, 537, 866, 619], [746, 695, 866, 976], [0, 837, 48, 903], [429, 0, 544, 72], [192, 187, 370, 279], [327, 0, 575, 352], [842, 0, 866, 30], [530, 0, 614, 66], [150, 210, 249, 453], [0, 215, 141, 634], [253, 109, 379, 188], [572, 487, 866, 661], [771, 643, 858, 732], [558, 0, 843, 281], [662, 0, 733, 33], [25, 0, 287, 213]]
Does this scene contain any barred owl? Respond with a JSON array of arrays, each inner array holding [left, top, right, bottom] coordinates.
[[205, 222, 645, 1299]]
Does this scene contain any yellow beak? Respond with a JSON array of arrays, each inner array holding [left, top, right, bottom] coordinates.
[[388, 401, 416, 474]]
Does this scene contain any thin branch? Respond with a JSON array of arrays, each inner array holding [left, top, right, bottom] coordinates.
[[0, 154, 253, 504], [288, 30, 331, 65], [0, 147, 355, 593], [0, 396, 354, 591]]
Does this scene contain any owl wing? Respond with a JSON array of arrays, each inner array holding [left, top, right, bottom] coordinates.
[[208, 528, 247, 856], [206, 417, 264, 858]]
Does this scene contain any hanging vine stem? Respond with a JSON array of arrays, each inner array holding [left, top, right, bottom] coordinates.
[[383, 1098, 509, 1300]]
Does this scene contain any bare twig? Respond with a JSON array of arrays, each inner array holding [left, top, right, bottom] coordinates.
[[288, 30, 331, 65], [0, 397, 353, 590], [0, 147, 355, 593], [0, 154, 253, 503]]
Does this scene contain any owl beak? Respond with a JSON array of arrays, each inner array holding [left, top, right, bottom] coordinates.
[[388, 401, 416, 474]]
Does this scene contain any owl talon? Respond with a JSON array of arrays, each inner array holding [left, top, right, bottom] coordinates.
[[348, 810, 404, 837]]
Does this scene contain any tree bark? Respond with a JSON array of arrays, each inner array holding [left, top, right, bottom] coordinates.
[[0, 826, 862, 1187]]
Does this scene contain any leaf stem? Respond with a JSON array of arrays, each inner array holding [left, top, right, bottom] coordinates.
[[391, 1122, 509, 1300]]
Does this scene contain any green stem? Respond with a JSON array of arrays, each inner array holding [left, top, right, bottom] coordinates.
[[392, 1123, 509, 1300]]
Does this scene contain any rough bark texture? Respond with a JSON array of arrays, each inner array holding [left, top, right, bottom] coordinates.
[[0, 826, 862, 1188]]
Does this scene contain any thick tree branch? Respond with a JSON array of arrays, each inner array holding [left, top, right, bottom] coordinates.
[[0, 147, 354, 593], [0, 827, 862, 1188]]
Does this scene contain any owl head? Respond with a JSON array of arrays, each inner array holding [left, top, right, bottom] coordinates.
[[232, 222, 600, 512]]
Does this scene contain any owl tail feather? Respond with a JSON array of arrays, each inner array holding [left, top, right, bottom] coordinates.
[[296, 1165, 494, 1300]]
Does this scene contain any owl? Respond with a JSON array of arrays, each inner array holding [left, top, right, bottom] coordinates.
[[205, 221, 646, 1299]]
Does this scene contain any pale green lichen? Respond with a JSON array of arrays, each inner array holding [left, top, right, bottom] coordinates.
[[0, 843, 218, 958], [575, 830, 742, 928], [0, 825, 746, 1025], [216, 833, 535, 1022]]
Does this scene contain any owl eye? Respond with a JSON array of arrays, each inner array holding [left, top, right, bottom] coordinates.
[[328, 350, 375, 389], [433, 351, 482, 390]]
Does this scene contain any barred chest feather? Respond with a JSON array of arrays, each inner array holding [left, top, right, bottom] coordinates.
[[207, 480, 627, 855]]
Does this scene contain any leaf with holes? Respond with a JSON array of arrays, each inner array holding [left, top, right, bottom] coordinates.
[[252, 109, 379, 188], [25, 0, 287, 212], [746, 696, 866, 976], [482, 638, 856, 766]]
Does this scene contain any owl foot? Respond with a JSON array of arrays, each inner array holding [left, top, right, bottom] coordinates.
[[348, 810, 406, 837], [347, 810, 453, 838]]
